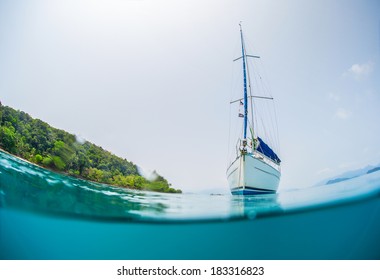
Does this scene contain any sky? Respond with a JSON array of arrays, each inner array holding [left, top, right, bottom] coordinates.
[[0, 0, 379, 193]]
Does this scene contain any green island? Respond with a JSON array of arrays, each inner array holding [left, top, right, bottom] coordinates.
[[0, 103, 181, 193]]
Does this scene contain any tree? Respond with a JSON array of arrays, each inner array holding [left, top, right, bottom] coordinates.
[[0, 125, 17, 153], [34, 154, 43, 163], [42, 156, 53, 167], [87, 167, 104, 182], [52, 156, 66, 170], [53, 140, 74, 165]]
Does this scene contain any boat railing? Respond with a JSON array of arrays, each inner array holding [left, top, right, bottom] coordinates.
[[253, 151, 281, 172]]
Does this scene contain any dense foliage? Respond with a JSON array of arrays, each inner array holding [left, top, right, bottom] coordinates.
[[0, 103, 181, 193]]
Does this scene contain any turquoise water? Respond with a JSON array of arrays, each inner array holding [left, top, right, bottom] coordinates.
[[1, 150, 380, 259]]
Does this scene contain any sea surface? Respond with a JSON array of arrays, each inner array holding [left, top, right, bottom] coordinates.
[[1, 150, 380, 259]]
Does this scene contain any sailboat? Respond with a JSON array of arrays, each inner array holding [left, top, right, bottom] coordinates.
[[226, 24, 281, 195]]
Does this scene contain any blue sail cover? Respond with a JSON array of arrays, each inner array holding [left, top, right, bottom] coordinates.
[[257, 137, 281, 163]]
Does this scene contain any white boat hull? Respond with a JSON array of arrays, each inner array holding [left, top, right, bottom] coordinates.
[[226, 153, 280, 195]]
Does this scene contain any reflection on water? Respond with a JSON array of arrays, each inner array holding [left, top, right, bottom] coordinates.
[[1, 150, 380, 223]]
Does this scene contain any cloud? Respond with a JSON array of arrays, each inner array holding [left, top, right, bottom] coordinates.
[[343, 61, 374, 80], [334, 108, 352, 120]]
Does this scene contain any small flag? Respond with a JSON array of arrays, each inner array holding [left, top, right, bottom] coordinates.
[[238, 113, 244, 118]]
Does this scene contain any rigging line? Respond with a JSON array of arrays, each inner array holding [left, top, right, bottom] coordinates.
[[260, 115, 270, 145], [227, 98, 232, 166], [257, 59, 279, 153], [251, 61, 260, 136], [258, 82, 273, 146], [269, 97, 279, 151], [258, 62, 273, 100], [247, 119, 256, 150], [258, 59, 274, 98], [245, 52, 255, 138], [230, 47, 242, 102], [252, 59, 277, 151], [273, 99, 281, 155], [253, 100, 258, 138], [230, 103, 244, 161], [228, 54, 238, 165], [229, 105, 238, 162], [246, 35, 273, 98], [264, 100, 276, 149], [266, 99, 277, 151]]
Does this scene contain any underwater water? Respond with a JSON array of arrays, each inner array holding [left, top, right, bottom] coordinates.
[[1, 150, 380, 259]]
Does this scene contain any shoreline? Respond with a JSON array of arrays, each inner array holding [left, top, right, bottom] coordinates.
[[0, 147, 148, 192]]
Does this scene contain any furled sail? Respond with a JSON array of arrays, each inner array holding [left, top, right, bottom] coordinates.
[[256, 137, 281, 163]]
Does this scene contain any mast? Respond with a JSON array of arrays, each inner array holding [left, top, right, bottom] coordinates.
[[239, 23, 249, 139]]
